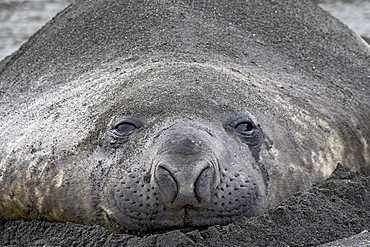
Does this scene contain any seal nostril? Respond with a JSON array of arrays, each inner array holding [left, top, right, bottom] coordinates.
[[194, 166, 213, 203], [155, 164, 178, 204], [154, 154, 217, 210]]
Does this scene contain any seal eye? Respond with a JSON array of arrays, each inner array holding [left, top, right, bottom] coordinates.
[[115, 122, 137, 134], [229, 117, 259, 146], [112, 118, 143, 137], [235, 121, 255, 135]]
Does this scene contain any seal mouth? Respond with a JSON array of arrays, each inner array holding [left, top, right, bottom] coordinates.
[[105, 202, 255, 233], [105, 161, 266, 232]]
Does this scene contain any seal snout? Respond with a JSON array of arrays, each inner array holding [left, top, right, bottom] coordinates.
[[155, 160, 214, 209], [154, 135, 218, 210]]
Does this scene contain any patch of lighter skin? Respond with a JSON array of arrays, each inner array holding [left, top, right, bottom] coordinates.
[[0, 120, 39, 181], [0, 137, 27, 182], [359, 132, 369, 164], [288, 116, 341, 180], [328, 132, 345, 160], [288, 114, 311, 142], [273, 94, 311, 124], [310, 149, 334, 179], [292, 117, 341, 179], [102, 205, 122, 221], [53, 169, 64, 188], [318, 121, 344, 178], [35, 186, 50, 217], [25, 159, 39, 181], [35, 162, 49, 180]]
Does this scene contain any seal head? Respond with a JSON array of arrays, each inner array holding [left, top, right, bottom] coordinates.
[[103, 115, 268, 231]]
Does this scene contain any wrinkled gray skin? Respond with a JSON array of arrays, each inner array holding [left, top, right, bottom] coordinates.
[[0, 0, 369, 233]]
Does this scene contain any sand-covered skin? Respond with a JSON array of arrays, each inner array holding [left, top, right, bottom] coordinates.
[[1, 165, 368, 246], [1, 0, 369, 244]]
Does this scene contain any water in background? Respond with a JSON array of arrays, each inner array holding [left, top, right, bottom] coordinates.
[[313, 0, 370, 40], [0, 0, 369, 61], [0, 0, 71, 61]]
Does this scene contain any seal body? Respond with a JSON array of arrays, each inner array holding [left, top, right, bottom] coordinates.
[[0, 0, 369, 232]]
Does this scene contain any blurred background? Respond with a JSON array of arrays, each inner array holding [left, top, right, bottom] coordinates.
[[0, 0, 369, 61]]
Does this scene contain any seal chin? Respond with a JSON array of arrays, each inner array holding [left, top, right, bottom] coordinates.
[[105, 201, 264, 232]]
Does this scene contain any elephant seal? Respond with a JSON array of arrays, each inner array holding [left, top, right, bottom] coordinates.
[[0, 0, 369, 232]]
